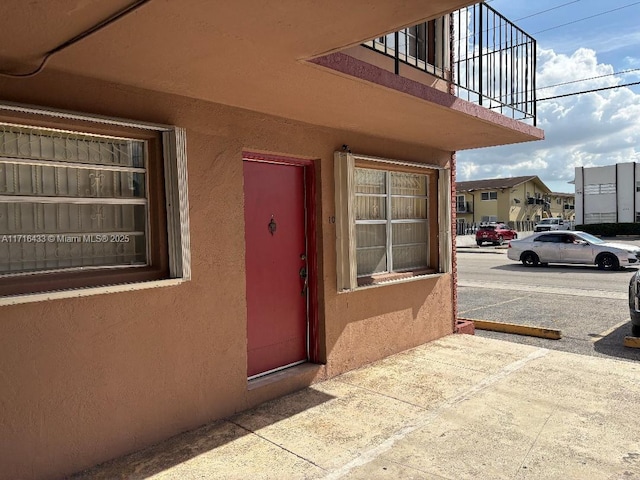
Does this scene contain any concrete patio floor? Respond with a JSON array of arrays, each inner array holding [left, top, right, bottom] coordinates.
[[69, 334, 640, 480]]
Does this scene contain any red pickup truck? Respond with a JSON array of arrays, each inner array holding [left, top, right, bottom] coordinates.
[[475, 223, 518, 246]]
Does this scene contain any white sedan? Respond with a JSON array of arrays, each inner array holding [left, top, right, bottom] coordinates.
[[507, 231, 640, 270]]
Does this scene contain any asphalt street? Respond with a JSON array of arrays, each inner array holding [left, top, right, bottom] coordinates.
[[456, 242, 640, 362]]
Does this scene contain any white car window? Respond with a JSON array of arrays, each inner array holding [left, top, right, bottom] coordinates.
[[577, 232, 604, 244], [534, 234, 563, 243]]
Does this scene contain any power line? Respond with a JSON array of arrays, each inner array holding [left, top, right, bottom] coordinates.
[[0, 0, 152, 78], [537, 68, 640, 91], [455, 1, 630, 58], [533, 1, 640, 34], [514, 0, 583, 22], [538, 80, 640, 101]]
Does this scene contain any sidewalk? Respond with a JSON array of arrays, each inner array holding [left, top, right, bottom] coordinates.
[[70, 335, 640, 480]]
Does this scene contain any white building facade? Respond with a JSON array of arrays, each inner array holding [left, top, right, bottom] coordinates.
[[575, 163, 638, 224]]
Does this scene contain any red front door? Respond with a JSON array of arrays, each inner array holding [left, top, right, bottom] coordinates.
[[243, 159, 308, 378]]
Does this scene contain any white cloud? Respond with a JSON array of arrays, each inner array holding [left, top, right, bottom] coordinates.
[[457, 47, 640, 192], [622, 56, 640, 69]]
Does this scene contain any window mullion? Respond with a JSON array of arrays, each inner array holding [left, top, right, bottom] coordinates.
[[386, 173, 393, 272]]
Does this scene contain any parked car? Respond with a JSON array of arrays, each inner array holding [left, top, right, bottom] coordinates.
[[628, 271, 640, 336], [475, 223, 518, 246], [534, 217, 570, 232], [507, 231, 640, 270]]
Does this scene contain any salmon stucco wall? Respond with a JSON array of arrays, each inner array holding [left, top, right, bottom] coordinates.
[[0, 69, 454, 480]]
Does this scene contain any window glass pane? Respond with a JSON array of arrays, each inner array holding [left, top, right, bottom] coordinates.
[[0, 202, 146, 234], [0, 233, 146, 274], [0, 124, 145, 168], [392, 197, 427, 219], [584, 212, 616, 224], [356, 224, 387, 275], [349, 164, 433, 282], [355, 195, 386, 220], [0, 203, 146, 274], [392, 222, 428, 270], [391, 172, 426, 195], [0, 161, 146, 198], [355, 168, 386, 194], [0, 123, 149, 277]]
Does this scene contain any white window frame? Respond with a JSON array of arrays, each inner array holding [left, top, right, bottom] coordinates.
[[584, 212, 616, 224], [334, 152, 450, 292], [481, 191, 497, 200], [585, 183, 616, 195], [0, 101, 191, 306]]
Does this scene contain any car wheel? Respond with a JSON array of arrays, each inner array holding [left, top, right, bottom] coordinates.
[[632, 324, 640, 337], [496, 235, 504, 246], [513, 233, 518, 239], [521, 252, 539, 267], [597, 253, 619, 271], [476, 240, 483, 246]]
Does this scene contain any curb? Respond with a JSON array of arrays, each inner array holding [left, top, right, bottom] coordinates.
[[455, 247, 508, 254]]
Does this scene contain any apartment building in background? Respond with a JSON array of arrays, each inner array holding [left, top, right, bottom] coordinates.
[[575, 162, 640, 224], [456, 175, 556, 225], [549, 192, 576, 220]]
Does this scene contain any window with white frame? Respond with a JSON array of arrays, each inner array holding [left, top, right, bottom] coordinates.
[[456, 194, 466, 212], [354, 168, 428, 276], [334, 152, 450, 290], [584, 212, 616, 224], [584, 183, 616, 195], [481, 191, 497, 200], [0, 106, 190, 300]]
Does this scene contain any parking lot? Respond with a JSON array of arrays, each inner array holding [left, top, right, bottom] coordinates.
[[456, 241, 640, 362]]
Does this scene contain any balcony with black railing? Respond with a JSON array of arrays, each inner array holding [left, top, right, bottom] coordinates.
[[456, 201, 473, 214], [362, 3, 536, 125]]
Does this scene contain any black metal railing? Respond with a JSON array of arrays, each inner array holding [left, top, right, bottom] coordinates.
[[456, 201, 473, 214], [362, 3, 536, 125], [456, 220, 576, 236], [364, 18, 447, 78], [456, 221, 537, 236]]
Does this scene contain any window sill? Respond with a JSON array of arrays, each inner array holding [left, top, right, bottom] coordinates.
[[337, 270, 445, 292], [0, 278, 186, 307], [358, 269, 436, 287]]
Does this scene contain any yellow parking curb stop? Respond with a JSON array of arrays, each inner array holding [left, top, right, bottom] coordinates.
[[460, 318, 562, 340], [623, 336, 640, 348]]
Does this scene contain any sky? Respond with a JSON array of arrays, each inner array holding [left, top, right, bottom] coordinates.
[[456, 0, 640, 193]]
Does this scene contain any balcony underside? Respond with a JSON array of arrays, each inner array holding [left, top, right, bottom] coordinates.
[[0, 0, 542, 151]]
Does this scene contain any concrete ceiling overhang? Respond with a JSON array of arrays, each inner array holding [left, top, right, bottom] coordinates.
[[0, 0, 543, 151]]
